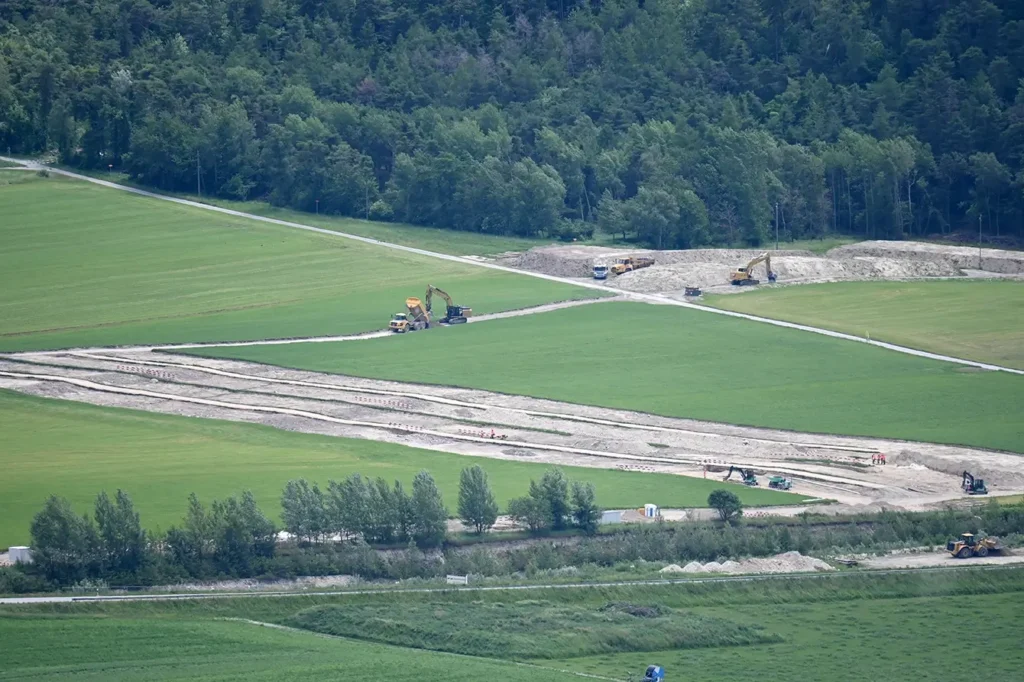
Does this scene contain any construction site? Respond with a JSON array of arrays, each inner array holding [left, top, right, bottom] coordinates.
[[501, 240, 1024, 296], [3, 345, 1022, 519]]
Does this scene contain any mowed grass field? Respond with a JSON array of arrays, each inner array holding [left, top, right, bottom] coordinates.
[[0, 617, 567, 682], [0, 175, 592, 352], [3, 570, 1022, 681], [0, 390, 799, 547], [553, 591, 1024, 681], [194, 301, 1024, 453], [705, 280, 1024, 369]]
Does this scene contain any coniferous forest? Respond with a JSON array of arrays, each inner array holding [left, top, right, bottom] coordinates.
[[2, 0, 1023, 247]]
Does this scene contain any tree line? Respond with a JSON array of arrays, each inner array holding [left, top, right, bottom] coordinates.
[[9, 465, 600, 589], [4, 484, 1023, 594], [2, 0, 1023, 246]]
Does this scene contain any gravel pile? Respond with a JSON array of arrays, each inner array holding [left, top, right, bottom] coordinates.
[[830, 241, 1024, 274], [604, 255, 962, 293], [510, 241, 1024, 294], [659, 551, 833, 575]]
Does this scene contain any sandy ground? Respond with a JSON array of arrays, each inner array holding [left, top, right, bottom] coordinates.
[[862, 550, 1022, 569], [3, 350, 1022, 513], [501, 241, 1024, 297], [661, 551, 832, 574]]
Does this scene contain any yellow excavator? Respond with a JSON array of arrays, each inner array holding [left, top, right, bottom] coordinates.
[[425, 284, 472, 325], [730, 253, 777, 286], [389, 297, 431, 333]]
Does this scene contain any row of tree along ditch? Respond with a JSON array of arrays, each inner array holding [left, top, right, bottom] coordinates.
[[3, 465, 1023, 593]]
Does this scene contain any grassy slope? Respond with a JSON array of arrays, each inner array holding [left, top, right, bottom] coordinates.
[[552, 592, 1024, 681], [56, 167, 557, 256], [0, 390, 797, 547], [193, 302, 1024, 453], [705, 280, 1024, 369], [0, 176, 590, 351], [0, 617, 566, 682]]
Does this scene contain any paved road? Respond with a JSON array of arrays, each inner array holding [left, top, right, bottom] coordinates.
[[1, 563, 1017, 605], [3, 156, 1022, 376]]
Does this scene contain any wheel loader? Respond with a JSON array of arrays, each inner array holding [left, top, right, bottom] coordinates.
[[947, 533, 1004, 558]]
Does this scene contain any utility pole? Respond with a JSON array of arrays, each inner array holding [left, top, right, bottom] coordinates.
[[196, 150, 200, 197], [978, 214, 983, 268], [775, 202, 779, 251]]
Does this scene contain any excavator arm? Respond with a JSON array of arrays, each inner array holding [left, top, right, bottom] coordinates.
[[425, 285, 455, 313], [425, 284, 471, 324]]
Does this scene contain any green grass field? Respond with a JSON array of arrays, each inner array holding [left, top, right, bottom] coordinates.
[[3, 569, 1022, 681], [705, 280, 1024, 369], [0, 390, 799, 547], [0, 175, 591, 352], [553, 591, 1024, 681], [191, 301, 1024, 453], [286, 600, 778, 659], [0, 617, 568, 681]]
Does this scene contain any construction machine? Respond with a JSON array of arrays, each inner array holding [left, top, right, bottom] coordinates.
[[593, 263, 609, 280], [724, 466, 759, 486], [962, 471, 989, 495], [610, 256, 655, 275], [947, 533, 1004, 558], [642, 665, 665, 682], [425, 285, 472, 324], [768, 476, 793, 490], [730, 253, 777, 286], [388, 297, 430, 333]]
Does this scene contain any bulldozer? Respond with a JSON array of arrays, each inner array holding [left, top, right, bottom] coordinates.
[[947, 533, 1004, 558], [730, 253, 777, 286], [724, 466, 759, 486], [962, 471, 989, 495], [610, 256, 655, 275], [425, 285, 472, 324], [389, 297, 430, 333]]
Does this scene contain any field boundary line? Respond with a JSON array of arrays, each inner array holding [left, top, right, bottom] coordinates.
[[2, 156, 1021, 376]]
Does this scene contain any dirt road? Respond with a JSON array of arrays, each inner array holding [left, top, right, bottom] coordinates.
[[863, 551, 1023, 570]]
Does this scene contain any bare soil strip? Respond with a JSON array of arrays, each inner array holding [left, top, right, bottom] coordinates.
[[3, 351, 1022, 511]]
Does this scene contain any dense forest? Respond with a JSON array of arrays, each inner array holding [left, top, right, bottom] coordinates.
[[2, 0, 1023, 247]]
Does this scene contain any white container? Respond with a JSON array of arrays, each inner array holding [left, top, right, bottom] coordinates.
[[9, 546, 32, 564], [644, 504, 659, 518], [601, 510, 624, 525]]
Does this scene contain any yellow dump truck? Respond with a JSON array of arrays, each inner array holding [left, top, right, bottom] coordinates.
[[389, 297, 431, 333], [610, 256, 655, 275]]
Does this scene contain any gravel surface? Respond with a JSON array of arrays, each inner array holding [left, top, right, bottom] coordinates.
[[507, 241, 1024, 295], [4, 352, 1023, 512], [660, 551, 833, 575]]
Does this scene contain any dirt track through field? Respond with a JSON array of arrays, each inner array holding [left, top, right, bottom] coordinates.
[[3, 351, 1023, 511], [3, 156, 1022, 375]]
